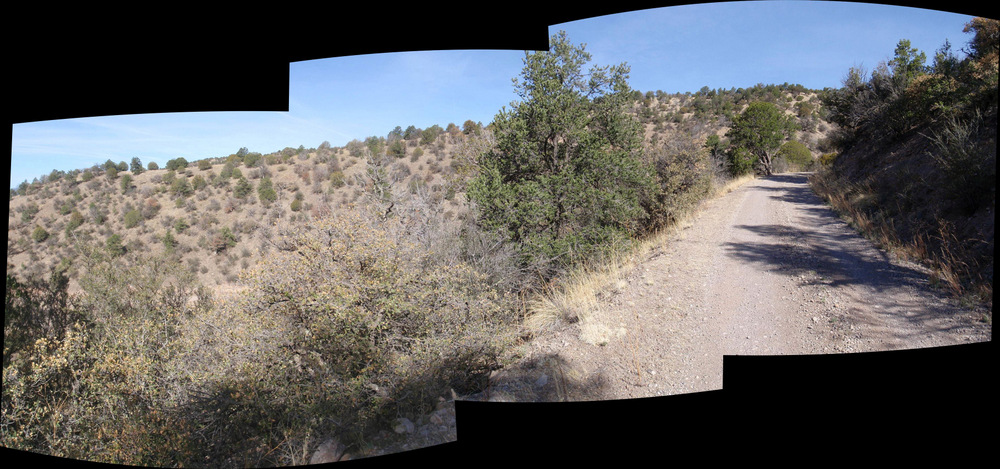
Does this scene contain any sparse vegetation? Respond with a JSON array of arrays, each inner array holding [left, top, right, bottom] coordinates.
[[10, 20, 989, 467], [814, 17, 995, 310]]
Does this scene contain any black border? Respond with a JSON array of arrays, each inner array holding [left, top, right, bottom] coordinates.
[[4, 1, 994, 466]]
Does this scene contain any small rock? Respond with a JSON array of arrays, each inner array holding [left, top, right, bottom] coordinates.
[[535, 373, 548, 387], [394, 417, 414, 434], [310, 438, 349, 464]]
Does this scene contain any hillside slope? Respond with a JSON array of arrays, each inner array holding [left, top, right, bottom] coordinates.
[[8, 85, 833, 295]]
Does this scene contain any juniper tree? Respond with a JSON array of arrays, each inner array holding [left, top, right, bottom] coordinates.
[[467, 31, 655, 276], [130, 157, 144, 175], [725, 101, 796, 176]]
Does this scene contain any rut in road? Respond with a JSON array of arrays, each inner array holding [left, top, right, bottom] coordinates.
[[478, 172, 991, 402]]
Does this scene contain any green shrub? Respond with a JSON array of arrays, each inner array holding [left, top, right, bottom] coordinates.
[[233, 177, 253, 199], [420, 125, 443, 145], [925, 108, 996, 213], [32, 225, 49, 243], [388, 139, 406, 158], [105, 234, 125, 256], [776, 140, 814, 171], [462, 120, 481, 135], [191, 175, 207, 191], [3, 269, 77, 367], [65, 210, 85, 234], [170, 177, 192, 197], [166, 158, 189, 171], [124, 209, 142, 229], [162, 229, 177, 251], [120, 173, 133, 194], [642, 139, 714, 232], [173, 217, 190, 234], [1, 247, 209, 465], [211, 227, 237, 253], [131, 157, 144, 174], [725, 101, 796, 176], [257, 177, 277, 205], [726, 146, 757, 176], [328, 170, 346, 188], [243, 152, 262, 168], [57, 199, 75, 215], [88, 203, 106, 225], [219, 162, 234, 179], [20, 202, 40, 223]]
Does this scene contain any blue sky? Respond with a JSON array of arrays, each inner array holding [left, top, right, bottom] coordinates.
[[9, 1, 980, 189]]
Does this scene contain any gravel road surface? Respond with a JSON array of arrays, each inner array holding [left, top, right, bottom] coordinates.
[[479, 172, 992, 402]]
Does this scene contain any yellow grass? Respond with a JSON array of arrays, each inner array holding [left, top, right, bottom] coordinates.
[[809, 169, 992, 313]]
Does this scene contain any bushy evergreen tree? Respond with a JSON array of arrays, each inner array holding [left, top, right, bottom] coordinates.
[[130, 157, 144, 174], [725, 101, 795, 176], [257, 176, 277, 205], [105, 234, 125, 256], [32, 225, 50, 243], [233, 176, 253, 199], [467, 31, 655, 276]]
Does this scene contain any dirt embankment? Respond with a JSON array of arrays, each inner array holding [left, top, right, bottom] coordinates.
[[479, 172, 991, 402]]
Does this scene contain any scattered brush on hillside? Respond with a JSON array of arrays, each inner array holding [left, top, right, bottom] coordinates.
[[169, 201, 523, 464], [7, 28, 844, 463], [3, 195, 526, 466], [814, 17, 996, 314]]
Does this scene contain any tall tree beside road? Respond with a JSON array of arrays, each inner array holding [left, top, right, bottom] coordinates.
[[725, 101, 796, 176], [467, 31, 655, 277]]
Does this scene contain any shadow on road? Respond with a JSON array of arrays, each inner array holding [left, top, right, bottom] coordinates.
[[715, 173, 988, 345], [755, 172, 845, 220], [722, 173, 928, 294]]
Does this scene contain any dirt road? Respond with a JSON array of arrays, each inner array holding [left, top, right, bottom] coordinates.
[[481, 172, 992, 401]]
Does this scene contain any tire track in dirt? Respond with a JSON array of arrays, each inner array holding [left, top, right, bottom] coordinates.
[[480, 172, 991, 402]]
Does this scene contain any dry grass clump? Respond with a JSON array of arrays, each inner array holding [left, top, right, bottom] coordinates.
[[810, 166, 992, 313]]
